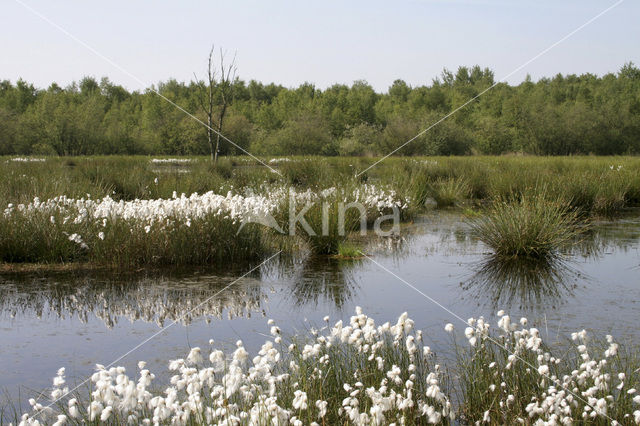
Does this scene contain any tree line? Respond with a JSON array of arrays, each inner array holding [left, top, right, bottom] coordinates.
[[1, 63, 640, 157]]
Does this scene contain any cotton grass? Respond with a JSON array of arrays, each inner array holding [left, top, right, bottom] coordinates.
[[15, 308, 640, 425], [19, 308, 453, 425], [0, 185, 407, 264], [0, 191, 272, 265]]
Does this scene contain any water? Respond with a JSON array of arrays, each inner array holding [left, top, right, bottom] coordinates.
[[1, 212, 639, 416]]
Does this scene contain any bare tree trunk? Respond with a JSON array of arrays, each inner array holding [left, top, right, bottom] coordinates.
[[214, 126, 220, 163], [195, 45, 236, 164], [213, 48, 236, 164], [208, 114, 214, 162], [207, 47, 216, 162], [214, 103, 227, 163], [196, 45, 217, 161]]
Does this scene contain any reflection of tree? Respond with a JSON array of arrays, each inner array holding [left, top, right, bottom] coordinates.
[[461, 256, 581, 310], [0, 272, 265, 328], [286, 257, 361, 309]]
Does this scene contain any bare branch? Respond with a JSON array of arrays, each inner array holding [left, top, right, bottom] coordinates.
[[194, 43, 237, 162]]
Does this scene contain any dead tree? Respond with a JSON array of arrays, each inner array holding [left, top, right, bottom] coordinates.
[[195, 45, 237, 163]]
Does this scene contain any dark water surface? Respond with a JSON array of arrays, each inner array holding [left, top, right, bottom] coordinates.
[[1, 212, 639, 416]]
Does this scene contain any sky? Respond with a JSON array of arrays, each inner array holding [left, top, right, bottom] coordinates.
[[2, 0, 639, 92]]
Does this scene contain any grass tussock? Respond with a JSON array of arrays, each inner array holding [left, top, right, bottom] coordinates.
[[431, 177, 470, 208], [470, 192, 585, 259]]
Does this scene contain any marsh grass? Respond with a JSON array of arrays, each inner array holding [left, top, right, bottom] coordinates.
[[21, 309, 454, 426], [392, 162, 466, 216], [273, 192, 364, 255], [470, 192, 585, 260], [283, 331, 451, 425], [454, 326, 640, 425], [2, 156, 639, 212], [431, 177, 470, 208], [278, 158, 333, 187], [15, 309, 640, 425], [1, 155, 639, 266], [0, 210, 88, 263], [335, 242, 363, 258], [0, 204, 266, 267], [0, 156, 278, 204], [90, 215, 264, 267]]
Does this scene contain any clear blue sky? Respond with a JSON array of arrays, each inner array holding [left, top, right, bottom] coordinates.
[[2, 0, 639, 92]]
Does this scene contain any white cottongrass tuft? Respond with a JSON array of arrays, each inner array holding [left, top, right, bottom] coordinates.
[[17, 309, 640, 425]]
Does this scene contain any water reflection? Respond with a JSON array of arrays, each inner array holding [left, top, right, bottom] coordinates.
[[0, 273, 266, 328], [461, 256, 583, 310], [568, 222, 640, 260], [367, 215, 478, 259], [0, 256, 367, 329], [286, 257, 361, 308]]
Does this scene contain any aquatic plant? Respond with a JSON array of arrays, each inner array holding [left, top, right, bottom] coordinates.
[[16, 309, 640, 425], [2, 155, 640, 265], [18, 308, 453, 425], [336, 242, 363, 258], [0, 184, 408, 264], [454, 311, 640, 424], [430, 177, 470, 208], [470, 193, 584, 260], [0, 191, 273, 265], [2, 156, 640, 215], [272, 184, 406, 255]]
